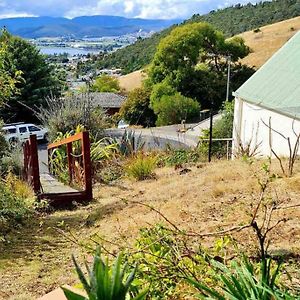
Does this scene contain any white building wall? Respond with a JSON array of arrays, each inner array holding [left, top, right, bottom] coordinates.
[[233, 97, 300, 157]]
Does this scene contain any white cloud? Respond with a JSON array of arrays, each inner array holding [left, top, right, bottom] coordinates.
[[0, 11, 37, 19], [124, 1, 135, 14], [0, 0, 261, 20]]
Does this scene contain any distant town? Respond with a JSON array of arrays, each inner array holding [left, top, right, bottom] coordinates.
[[32, 30, 154, 91], [31, 30, 155, 55]]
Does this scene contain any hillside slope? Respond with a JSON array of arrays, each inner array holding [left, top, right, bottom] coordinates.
[[239, 16, 300, 68], [1, 160, 300, 298], [117, 16, 300, 92], [118, 70, 146, 92], [98, 0, 300, 74]]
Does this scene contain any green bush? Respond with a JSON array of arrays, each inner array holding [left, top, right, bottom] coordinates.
[[188, 257, 294, 299], [199, 101, 234, 159], [63, 249, 147, 300], [96, 160, 124, 184], [125, 155, 157, 180], [161, 148, 202, 167], [153, 93, 200, 126], [0, 144, 23, 176], [0, 174, 35, 231], [120, 87, 156, 127], [90, 74, 121, 93], [127, 224, 213, 299]]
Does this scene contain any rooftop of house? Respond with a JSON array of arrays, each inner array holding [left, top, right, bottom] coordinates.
[[234, 30, 300, 119], [90, 92, 126, 108]]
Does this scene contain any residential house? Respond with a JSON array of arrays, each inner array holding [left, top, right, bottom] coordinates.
[[90, 92, 126, 115], [232, 31, 300, 157]]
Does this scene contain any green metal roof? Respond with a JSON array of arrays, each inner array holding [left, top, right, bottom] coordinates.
[[234, 31, 300, 119]]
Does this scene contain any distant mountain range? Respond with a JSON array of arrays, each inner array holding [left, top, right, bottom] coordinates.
[[0, 15, 182, 38]]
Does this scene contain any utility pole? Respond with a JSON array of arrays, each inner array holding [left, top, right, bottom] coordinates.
[[226, 55, 231, 102], [208, 104, 213, 162]]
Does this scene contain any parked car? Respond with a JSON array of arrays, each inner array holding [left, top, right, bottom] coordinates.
[[2, 123, 48, 144], [117, 119, 129, 129]]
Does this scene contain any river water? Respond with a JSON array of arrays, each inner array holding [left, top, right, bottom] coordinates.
[[38, 46, 100, 56]]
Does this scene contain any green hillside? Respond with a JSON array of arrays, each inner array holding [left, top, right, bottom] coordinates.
[[98, 0, 300, 74]]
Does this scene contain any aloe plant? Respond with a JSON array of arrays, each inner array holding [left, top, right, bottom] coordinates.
[[187, 258, 295, 300], [62, 249, 147, 300]]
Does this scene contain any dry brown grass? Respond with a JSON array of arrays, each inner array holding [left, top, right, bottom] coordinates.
[[118, 70, 146, 92], [0, 159, 300, 299], [239, 16, 300, 68]]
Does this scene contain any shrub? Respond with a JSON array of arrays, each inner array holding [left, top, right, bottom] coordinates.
[[126, 224, 214, 299], [0, 173, 35, 231], [0, 134, 8, 157], [161, 148, 202, 167], [96, 160, 124, 184], [0, 144, 23, 176], [152, 93, 200, 126], [253, 28, 261, 33], [118, 130, 145, 157], [62, 249, 147, 300], [188, 257, 293, 299], [90, 74, 121, 93], [35, 93, 109, 141], [120, 87, 156, 127], [199, 101, 234, 159], [49, 125, 118, 185], [125, 154, 157, 180]]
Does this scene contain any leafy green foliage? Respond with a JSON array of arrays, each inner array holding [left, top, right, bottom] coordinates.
[[0, 144, 24, 176], [125, 154, 157, 180], [148, 22, 250, 110], [118, 130, 145, 157], [127, 224, 214, 299], [90, 74, 121, 93], [0, 29, 22, 107], [161, 148, 202, 167], [0, 30, 64, 122], [97, 0, 300, 74], [120, 87, 156, 127], [188, 257, 294, 299], [199, 101, 234, 159], [152, 93, 200, 126], [49, 125, 118, 185], [63, 249, 147, 300], [0, 172, 35, 232]]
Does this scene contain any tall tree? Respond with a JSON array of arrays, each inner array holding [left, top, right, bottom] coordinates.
[[148, 22, 252, 109], [0, 30, 21, 107], [0, 30, 64, 122], [90, 74, 121, 93]]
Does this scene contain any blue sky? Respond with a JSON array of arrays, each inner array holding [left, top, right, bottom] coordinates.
[[0, 0, 258, 19]]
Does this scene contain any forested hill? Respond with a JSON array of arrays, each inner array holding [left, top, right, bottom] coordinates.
[[99, 0, 300, 74]]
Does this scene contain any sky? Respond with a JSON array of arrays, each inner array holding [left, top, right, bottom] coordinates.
[[0, 0, 258, 20]]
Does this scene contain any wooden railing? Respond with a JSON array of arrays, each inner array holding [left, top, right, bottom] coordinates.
[[46, 131, 93, 203], [23, 135, 41, 194]]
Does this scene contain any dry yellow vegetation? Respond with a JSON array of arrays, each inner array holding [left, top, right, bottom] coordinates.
[[118, 70, 146, 92], [239, 16, 300, 68], [1, 159, 300, 299]]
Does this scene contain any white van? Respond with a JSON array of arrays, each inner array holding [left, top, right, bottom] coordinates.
[[2, 123, 48, 144]]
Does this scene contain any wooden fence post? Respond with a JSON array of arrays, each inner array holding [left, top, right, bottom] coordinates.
[[29, 135, 41, 194], [67, 142, 73, 184], [82, 132, 92, 200]]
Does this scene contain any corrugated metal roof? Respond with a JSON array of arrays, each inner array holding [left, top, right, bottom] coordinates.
[[234, 31, 300, 119]]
